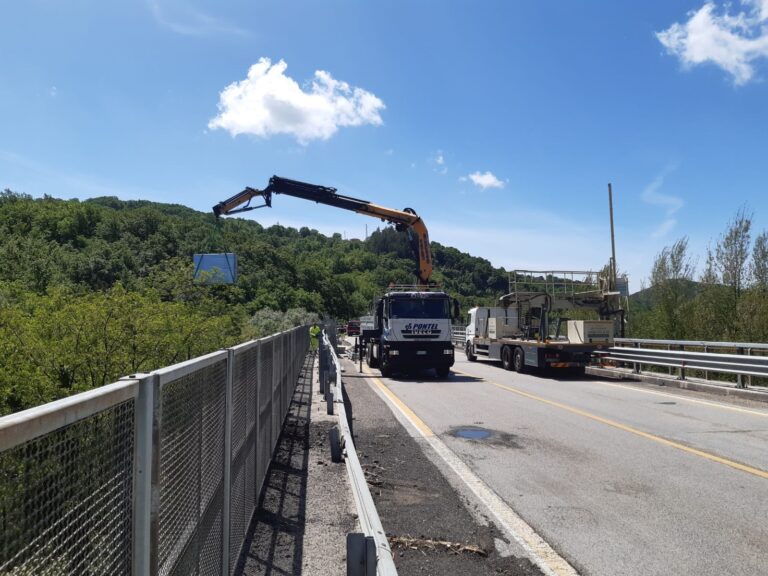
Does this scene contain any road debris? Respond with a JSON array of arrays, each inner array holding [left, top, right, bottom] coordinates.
[[388, 535, 487, 557]]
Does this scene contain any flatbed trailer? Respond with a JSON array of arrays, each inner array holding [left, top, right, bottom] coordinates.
[[464, 270, 620, 373], [468, 337, 608, 372]]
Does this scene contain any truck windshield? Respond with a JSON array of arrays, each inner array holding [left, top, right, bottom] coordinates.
[[390, 298, 450, 319]]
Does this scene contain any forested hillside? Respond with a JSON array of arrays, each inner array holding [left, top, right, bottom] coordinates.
[[0, 190, 508, 413]]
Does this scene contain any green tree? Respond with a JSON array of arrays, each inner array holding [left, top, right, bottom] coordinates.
[[649, 237, 695, 339], [751, 231, 768, 291], [715, 207, 752, 299]]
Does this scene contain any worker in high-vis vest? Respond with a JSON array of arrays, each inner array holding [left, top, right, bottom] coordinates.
[[309, 323, 321, 349]]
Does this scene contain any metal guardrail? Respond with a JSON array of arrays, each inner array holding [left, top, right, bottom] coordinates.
[[318, 331, 397, 576], [0, 325, 310, 576], [600, 337, 768, 389], [451, 326, 466, 348]]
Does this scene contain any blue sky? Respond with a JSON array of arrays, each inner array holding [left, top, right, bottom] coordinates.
[[2, 1, 768, 290]]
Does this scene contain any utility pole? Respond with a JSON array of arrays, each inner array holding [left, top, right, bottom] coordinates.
[[608, 183, 617, 291]]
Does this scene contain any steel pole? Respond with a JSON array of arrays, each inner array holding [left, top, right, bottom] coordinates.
[[608, 183, 617, 289]]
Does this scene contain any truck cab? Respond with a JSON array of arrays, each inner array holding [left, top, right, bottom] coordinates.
[[366, 290, 455, 378]]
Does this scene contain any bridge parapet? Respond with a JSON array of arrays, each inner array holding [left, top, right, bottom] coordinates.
[[0, 325, 309, 576]]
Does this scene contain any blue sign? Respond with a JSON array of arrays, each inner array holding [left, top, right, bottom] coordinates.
[[193, 253, 238, 284]]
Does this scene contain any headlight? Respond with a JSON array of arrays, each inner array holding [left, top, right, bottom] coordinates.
[[389, 349, 400, 355]]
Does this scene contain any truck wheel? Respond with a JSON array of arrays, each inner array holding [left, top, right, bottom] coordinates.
[[435, 365, 450, 378], [367, 342, 378, 368], [379, 356, 392, 378], [465, 342, 477, 362], [501, 346, 513, 370], [513, 347, 526, 373]]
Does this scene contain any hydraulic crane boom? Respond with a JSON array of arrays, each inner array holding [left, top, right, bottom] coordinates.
[[213, 175, 433, 286]]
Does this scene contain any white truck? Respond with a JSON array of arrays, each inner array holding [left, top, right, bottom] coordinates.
[[364, 289, 458, 378], [464, 270, 622, 373]]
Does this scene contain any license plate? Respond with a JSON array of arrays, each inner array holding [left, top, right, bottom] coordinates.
[[416, 350, 427, 355]]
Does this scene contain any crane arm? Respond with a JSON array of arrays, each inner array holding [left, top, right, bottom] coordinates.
[[213, 175, 433, 285]]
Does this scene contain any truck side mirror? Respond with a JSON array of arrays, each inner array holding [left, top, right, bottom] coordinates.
[[452, 298, 460, 320]]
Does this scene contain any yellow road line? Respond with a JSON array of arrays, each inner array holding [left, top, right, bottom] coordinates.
[[364, 369, 434, 437], [453, 369, 768, 481]]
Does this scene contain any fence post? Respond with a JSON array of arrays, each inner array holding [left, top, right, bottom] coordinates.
[[222, 349, 234, 576], [131, 372, 160, 576], [747, 348, 752, 388], [131, 374, 153, 576]]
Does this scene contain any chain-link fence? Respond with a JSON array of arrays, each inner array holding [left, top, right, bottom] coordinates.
[[0, 325, 310, 576]]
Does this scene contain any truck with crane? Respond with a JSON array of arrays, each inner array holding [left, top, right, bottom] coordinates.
[[213, 175, 457, 378], [464, 270, 624, 373]]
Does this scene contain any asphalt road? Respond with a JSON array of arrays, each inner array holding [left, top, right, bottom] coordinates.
[[367, 355, 768, 576], [342, 359, 542, 576]]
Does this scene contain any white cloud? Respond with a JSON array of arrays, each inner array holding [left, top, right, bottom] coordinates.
[[651, 218, 678, 238], [466, 171, 504, 190], [208, 58, 385, 145], [657, 0, 768, 85], [641, 173, 683, 215], [430, 150, 447, 174], [147, 0, 247, 36], [641, 169, 684, 238]]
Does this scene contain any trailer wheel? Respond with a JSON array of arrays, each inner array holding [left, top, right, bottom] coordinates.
[[379, 355, 392, 378], [501, 346, 514, 370], [513, 347, 526, 373], [465, 342, 477, 362]]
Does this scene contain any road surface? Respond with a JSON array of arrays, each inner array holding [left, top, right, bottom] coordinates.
[[363, 355, 768, 576]]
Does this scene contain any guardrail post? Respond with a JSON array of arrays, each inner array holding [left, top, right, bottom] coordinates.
[[222, 349, 234, 576], [703, 344, 709, 381], [678, 345, 686, 380], [346, 533, 377, 576], [323, 342, 330, 397], [327, 361, 335, 416], [736, 347, 745, 388], [667, 344, 673, 376], [747, 348, 752, 388], [323, 344, 332, 404], [633, 341, 640, 374], [319, 339, 327, 395], [131, 372, 160, 576]]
